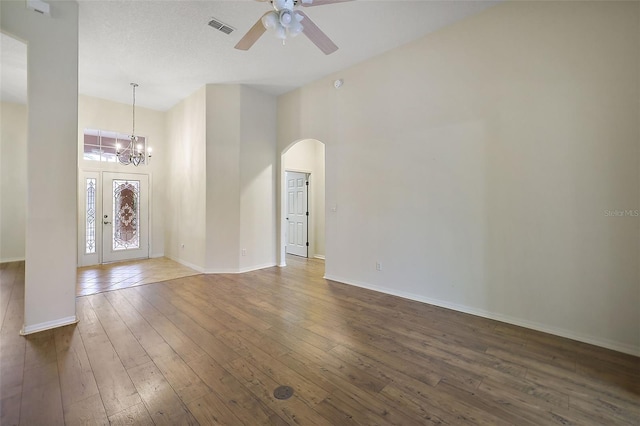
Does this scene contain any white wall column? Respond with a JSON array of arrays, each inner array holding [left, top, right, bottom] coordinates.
[[1, 0, 79, 333]]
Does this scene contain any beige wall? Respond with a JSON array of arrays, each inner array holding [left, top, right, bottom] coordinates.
[[205, 85, 241, 272], [0, 102, 27, 262], [277, 1, 640, 355], [238, 86, 277, 271], [78, 95, 167, 260], [1, 0, 79, 333], [166, 84, 277, 273], [283, 139, 326, 258], [205, 85, 277, 272], [165, 87, 207, 270]]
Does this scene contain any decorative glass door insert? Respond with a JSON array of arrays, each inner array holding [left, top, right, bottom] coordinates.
[[85, 178, 97, 254], [112, 180, 140, 251], [102, 172, 149, 263]]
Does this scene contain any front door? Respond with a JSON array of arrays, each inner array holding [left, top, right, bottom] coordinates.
[[102, 172, 149, 263], [286, 171, 308, 257]]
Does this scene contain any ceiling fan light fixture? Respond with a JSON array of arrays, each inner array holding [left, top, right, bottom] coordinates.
[[275, 25, 287, 39], [279, 10, 292, 27], [235, 0, 344, 54], [288, 13, 304, 36], [262, 11, 278, 30]]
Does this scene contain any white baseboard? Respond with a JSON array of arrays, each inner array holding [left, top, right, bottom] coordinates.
[[205, 262, 277, 274], [166, 255, 205, 273], [167, 255, 276, 275], [1, 257, 25, 264], [314, 255, 326, 260], [238, 262, 277, 273], [323, 274, 640, 357], [20, 315, 78, 336], [149, 253, 164, 259]]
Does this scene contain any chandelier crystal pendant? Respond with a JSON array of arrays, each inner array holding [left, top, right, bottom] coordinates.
[[116, 83, 151, 166]]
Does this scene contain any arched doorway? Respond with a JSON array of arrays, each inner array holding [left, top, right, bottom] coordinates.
[[279, 139, 326, 267]]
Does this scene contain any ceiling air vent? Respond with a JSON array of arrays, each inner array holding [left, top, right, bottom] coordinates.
[[208, 18, 235, 35]]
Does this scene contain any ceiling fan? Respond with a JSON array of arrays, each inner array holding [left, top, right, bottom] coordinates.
[[235, 0, 353, 55]]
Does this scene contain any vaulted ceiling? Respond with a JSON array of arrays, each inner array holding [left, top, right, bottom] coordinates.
[[1, 0, 497, 111]]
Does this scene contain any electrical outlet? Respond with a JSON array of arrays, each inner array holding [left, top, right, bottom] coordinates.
[[181, 243, 185, 249], [241, 248, 247, 256], [376, 262, 382, 271]]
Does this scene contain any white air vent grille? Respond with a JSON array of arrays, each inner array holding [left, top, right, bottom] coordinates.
[[208, 18, 234, 35]]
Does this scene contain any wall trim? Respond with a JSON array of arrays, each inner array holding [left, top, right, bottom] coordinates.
[[238, 262, 277, 274], [0, 257, 25, 264], [313, 255, 326, 260], [150, 253, 164, 259], [20, 315, 78, 336], [205, 262, 277, 274], [166, 255, 205, 273], [323, 274, 640, 357]]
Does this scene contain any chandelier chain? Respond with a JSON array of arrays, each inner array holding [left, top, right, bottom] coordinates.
[[131, 82, 138, 138]]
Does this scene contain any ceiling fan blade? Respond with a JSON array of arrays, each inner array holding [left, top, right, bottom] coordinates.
[[234, 13, 269, 51], [300, 0, 354, 7], [297, 11, 338, 55]]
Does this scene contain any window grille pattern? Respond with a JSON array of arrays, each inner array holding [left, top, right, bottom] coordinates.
[[85, 178, 96, 254], [112, 180, 140, 251]]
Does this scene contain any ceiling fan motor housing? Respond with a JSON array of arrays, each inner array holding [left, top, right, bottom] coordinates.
[[273, 0, 295, 12]]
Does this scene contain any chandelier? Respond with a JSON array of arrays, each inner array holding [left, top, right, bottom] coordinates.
[[116, 83, 151, 166]]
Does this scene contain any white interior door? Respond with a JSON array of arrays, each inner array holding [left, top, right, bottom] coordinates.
[[286, 171, 308, 257], [102, 172, 149, 263]]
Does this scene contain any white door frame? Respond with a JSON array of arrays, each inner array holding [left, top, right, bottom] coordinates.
[[78, 170, 151, 266], [285, 171, 310, 258]]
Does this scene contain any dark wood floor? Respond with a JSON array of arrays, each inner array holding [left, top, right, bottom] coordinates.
[[1, 257, 639, 425]]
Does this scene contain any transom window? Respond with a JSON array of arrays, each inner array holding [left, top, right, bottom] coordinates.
[[83, 129, 148, 163]]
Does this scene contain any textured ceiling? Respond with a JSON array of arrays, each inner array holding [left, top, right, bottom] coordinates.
[[2, 0, 498, 111]]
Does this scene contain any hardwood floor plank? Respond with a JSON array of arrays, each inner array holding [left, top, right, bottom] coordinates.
[[119, 287, 206, 363], [107, 402, 154, 425], [76, 297, 143, 417], [149, 351, 211, 404], [19, 361, 64, 426], [87, 294, 151, 369], [127, 361, 199, 425], [53, 324, 102, 409], [102, 291, 212, 405], [187, 391, 245, 426], [225, 356, 334, 426], [62, 393, 109, 426], [378, 383, 489, 425], [277, 352, 423, 426], [0, 283, 25, 426], [1, 256, 638, 424], [134, 285, 240, 365], [102, 290, 166, 350], [189, 354, 284, 426], [428, 382, 538, 426]]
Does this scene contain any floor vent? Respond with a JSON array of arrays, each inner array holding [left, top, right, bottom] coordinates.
[[208, 18, 234, 35], [273, 385, 294, 400]]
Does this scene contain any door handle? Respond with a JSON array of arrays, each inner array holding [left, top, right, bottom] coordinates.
[[103, 221, 111, 225]]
